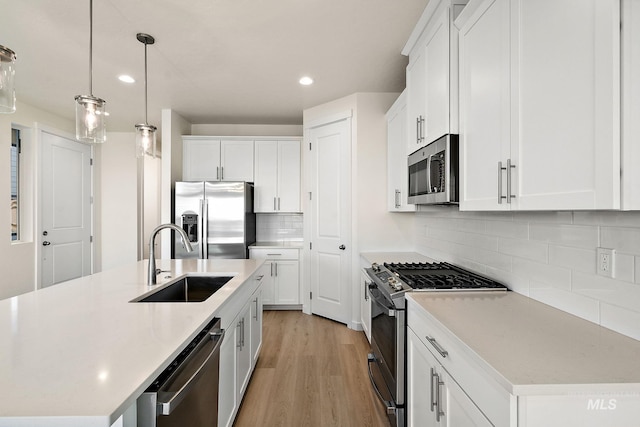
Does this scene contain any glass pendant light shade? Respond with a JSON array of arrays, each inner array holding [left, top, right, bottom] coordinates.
[[0, 45, 17, 114], [135, 123, 156, 158], [75, 95, 107, 144], [75, 0, 107, 144]]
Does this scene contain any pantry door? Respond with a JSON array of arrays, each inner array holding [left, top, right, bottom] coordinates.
[[307, 117, 352, 325], [40, 130, 93, 288]]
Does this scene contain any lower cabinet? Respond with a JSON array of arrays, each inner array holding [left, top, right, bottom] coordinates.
[[249, 248, 300, 307], [407, 327, 492, 427], [218, 274, 263, 427], [360, 269, 372, 343]]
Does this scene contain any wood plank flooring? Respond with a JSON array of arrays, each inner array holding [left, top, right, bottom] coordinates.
[[234, 310, 390, 427]]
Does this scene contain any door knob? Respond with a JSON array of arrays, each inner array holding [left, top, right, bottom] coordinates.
[[339, 245, 346, 250], [43, 241, 51, 246]]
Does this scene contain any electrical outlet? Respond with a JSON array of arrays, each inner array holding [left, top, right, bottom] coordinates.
[[596, 247, 615, 278]]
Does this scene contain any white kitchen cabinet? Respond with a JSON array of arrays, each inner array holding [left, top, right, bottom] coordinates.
[[404, 0, 468, 153], [359, 269, 372, 343], [407, 328, 492, 427], [218, 274, 263, 427], [457, 0, 621, 211], [386, 91, 414, 212], [249, 247, 300, 307], [182, 137, 254, 182], [254, 139, 301, 213]]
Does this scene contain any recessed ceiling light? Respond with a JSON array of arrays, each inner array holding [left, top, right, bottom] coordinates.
[[118, 75, 135, 83], [299, 76, 313, 86]]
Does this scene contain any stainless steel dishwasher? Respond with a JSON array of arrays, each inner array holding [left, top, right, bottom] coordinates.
[[137, 317, 224, 427]]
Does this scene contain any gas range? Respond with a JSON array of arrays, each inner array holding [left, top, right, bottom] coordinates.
[[366, 261, 508, 302]]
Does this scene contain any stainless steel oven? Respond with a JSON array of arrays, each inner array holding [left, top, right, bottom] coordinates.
[[138, 317, 225, 427], [366, 267, 407, 427]]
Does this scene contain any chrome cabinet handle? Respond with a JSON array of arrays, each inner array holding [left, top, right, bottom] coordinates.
[[416, 117, 421, 144], [270, 262, 274, 277], [237, 321, 242, 348], [507, 158, 516, 204], [435, 371, 444, 421], [253, 297, 259, 320], [364, 280, 370, 301], [395, 189, 400, 208], [430, 368, 437, 412], [277, 197, 281, 210], [273, 197, 277, 211], [498, 161, 506, 204], [274, 262, 278, 277], [216, 166, 220, 180], [426, 336, 448, 358]]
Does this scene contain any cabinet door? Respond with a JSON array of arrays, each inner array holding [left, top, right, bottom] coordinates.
[[274, 260, 299, 304], [407, 328, 439, 427], [458, 0, 511, 211], [219, 315, 239, 427], [183, 139, 221, 181], [407, 48, 427, 153], [387, 93, 414, 212], [257, 262, 275, 305], [250, 288, 263, 366], [254, 140, 279, 212], [441, 370, 493, 427], [424, 8, 451, 144], [237, 303, 253, 398], [360, 270, 372, 343], [277, 140, 301, 212], [220, 140, 254, 182], [513, 0, 620, 210]]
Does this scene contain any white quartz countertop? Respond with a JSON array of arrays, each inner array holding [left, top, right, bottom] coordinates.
[[360, 251, 434, 265], [406, 292, 640, 395], [0, 259, 263, 427], [249, 241, 303, 249]]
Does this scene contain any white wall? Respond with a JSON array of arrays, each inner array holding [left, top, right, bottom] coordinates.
[[98, 132, 138, 271], [0, 101, 74, 299], [414, 207, 640, 340]]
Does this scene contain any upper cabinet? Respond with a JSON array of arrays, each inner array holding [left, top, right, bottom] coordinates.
[[457, 0, 621, 211], [386, 91, 414, 212], [403, 0, 469, 154], [254, 139, 301, 213], [183, 137, 254, 182]]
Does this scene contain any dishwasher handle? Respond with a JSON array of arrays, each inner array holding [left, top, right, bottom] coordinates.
[[156, 327, 225, 415]]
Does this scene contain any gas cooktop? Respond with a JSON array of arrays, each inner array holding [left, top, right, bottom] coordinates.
[[366, 261, 508, 300]]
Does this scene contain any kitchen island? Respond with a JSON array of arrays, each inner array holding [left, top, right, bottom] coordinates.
[[0, 258, 263, 427]]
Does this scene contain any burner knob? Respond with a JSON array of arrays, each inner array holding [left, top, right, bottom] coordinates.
[[371, 263, 380, 272]]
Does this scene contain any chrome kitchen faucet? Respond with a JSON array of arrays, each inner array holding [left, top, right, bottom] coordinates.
[[148, 223, 194, 286]]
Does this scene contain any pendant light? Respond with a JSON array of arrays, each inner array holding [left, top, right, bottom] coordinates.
[[0, 45, 16, 113], [135, 33, 156, 158], [75, 0, 107, 144]]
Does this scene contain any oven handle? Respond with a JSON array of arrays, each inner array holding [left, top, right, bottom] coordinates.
[[368, 286, 397, 317], [367, 353, 396, 415]]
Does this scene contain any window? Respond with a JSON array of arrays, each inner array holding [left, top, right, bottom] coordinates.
[[11, 128, 20, 241]]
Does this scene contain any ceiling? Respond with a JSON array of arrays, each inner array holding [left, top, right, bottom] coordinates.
[[2, 0, 429, 132]]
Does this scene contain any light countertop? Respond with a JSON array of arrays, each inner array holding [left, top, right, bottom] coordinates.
[[407, 292, 640, 395], [250, 241, 304, 249], [0, 259, 263, 427]]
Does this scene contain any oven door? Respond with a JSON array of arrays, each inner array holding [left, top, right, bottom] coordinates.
[[367, 284, 405, 426]]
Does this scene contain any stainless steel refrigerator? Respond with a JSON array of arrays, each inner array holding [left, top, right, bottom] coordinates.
[[174, 181, 256, 259]]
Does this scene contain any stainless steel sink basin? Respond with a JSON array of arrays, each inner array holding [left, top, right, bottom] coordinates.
[[131, 275, 233, 303]]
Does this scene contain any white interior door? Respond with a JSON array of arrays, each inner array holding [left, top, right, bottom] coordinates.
[[40, 131, 92, 288], [308, 118, 351, 324]]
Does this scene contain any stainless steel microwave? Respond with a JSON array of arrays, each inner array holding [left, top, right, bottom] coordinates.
[[407, 134, 459, 205]]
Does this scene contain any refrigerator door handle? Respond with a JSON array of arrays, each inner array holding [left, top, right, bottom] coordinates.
[[200, 199, 208, 259]]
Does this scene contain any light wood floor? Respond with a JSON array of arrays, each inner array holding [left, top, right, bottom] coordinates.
[[233, 310, 390, 427]]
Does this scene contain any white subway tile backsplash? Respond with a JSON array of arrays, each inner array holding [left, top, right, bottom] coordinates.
[[256, 213, 303, 242], [498, 237, 548, 263], [529, 223, 599, 249], [548, 245, 596, 274], [414, 209, 640, 340]]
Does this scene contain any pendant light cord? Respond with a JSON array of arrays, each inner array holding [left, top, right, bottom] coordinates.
[[89, 0, 93, 96], [144, 41, 148, 125]]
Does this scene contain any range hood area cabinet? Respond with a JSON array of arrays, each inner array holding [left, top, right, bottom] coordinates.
[[182, 137, 255, 182], [253, 139, 301, 213], [456, 0, 621, 211], [403, 0, 469, 154]]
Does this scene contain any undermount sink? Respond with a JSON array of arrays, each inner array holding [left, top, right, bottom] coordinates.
[[131, 275, 233, 303]]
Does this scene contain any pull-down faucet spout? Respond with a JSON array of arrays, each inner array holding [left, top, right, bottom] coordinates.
[[148, 223, 194, 286]]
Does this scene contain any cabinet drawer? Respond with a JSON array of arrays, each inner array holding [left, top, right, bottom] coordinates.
[[407, 298, 513, 426], [249, 248, 299, 260]]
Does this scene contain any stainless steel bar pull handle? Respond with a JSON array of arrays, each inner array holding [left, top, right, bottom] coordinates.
[[216, 166, 220, 181], [507, 158, 516, 203], [253, 298, 259, 320], [430, 368, 437, 412], [416, 117, 421, 144], [395, 190, 400, 208], [435, 373, 444, 422], [220, 166, 224, 180], [498, 161, 507, 204], [273, 197, 277, 211], [426, 336, 448, 358], [277, 197, 281, 211]]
